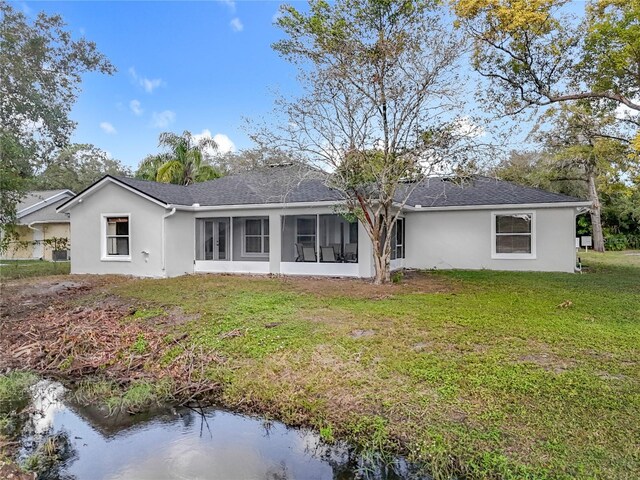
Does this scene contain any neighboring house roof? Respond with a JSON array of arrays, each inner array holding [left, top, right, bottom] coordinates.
[[58, 168, 589, 213], [17, 189, 74, 223], [401, 176, 587, 209]]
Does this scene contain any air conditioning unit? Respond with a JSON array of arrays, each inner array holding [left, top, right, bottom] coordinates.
[[52, 250, 69, 262]]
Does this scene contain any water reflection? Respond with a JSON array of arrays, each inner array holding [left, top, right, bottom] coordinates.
[[18, 381, 427, 480]]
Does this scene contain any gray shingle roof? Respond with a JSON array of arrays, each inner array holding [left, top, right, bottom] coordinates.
[[401, 176, 586, 208], [18, 197, 71, 224], [113, 165, 344, 206], [105, 170, 585, 209], [187, 166, 344, 206], [112, 176, 195, 205], [17, 190, 73, 213]]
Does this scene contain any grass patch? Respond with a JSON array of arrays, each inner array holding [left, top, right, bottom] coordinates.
[[0, 260, 70, 280], [73, 378, 173, 414], [77, 252, 640, 477], [0, 372, 38, 445]]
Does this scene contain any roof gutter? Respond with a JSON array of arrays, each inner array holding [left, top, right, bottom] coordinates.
[[402, 201, 592, 212], [169, 200, 344, 212]]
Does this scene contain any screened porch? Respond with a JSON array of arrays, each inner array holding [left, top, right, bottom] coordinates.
[[280, 214, 360, 276], [194, 216, 270, 274]]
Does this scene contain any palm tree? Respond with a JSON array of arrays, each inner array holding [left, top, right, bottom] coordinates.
[[135, 131, 221, 185]]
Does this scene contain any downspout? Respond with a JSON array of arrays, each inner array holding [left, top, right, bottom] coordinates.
[[27, 222, 43, 259], [574, 207, 590, 273], [161, 207, 177, 274]]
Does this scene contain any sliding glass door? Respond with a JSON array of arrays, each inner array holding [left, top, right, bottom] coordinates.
[[197, 218, 230, 261]]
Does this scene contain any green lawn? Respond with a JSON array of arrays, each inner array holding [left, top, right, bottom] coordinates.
[[105, 251, 639, 479], [0, 260, 70, 280]]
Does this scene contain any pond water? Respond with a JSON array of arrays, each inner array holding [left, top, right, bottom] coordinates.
[[17, 381, 428, 480]]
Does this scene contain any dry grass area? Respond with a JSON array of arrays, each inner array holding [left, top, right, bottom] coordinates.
[[1, 251, 639, 479]]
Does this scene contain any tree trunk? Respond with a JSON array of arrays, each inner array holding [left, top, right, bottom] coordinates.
[[372, 239, 391, 285], [587, 172, 605, 252]]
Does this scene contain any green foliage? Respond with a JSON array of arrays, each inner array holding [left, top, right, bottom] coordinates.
[[582, 0, 640, 98], [0, 372, 38, 416], [0, 133, 32, 253], [73, 378, 173, 414], [605, 233, 640, 251], [0, 1, 113, 237], [390, 270, 404, 283], [30, 144, 131, 192], [130, 334, 149, 355], [135, 131, 221, 185], [0, 260, 70, 280], [453, 0, 640, 122]]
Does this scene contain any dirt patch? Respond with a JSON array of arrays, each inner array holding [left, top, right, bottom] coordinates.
[[0, 460, 34, 480], [412, 342, 434, 352], [350, 329, 376, 338], [518, 353, 576, 373], [155, 306, 201, 326], [595, 371, 628, 381], [0, 276, 122, 322], [279, 270, 455, 299]]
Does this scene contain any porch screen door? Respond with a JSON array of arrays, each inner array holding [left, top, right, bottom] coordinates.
[[214, 218, 229, 260]]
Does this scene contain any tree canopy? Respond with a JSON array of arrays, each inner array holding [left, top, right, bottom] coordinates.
[[0, 1, 114, 240], [31, 144, 131, 192], [452, 0, 640, 114], [264, 0, 479, 283], [134, 131, 221, 185]]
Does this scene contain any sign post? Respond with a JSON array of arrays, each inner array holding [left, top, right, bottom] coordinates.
[[581, 236, 592, 252]]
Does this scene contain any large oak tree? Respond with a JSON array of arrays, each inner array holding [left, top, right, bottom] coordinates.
[[0, 1, 114, 238], [261, 0, 477, 283]]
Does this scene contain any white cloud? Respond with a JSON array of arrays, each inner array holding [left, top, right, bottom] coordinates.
[[230, 17, 244, 32], [100, 122, 117, 135], [192, 129, 236, 156], [453, 116, 486, 138], [212, 133, 236, 154], [220, 0, 235, 12], [150, 110, 176, 129], [129, 99, 143, 116], [128, 67, 164, 94]]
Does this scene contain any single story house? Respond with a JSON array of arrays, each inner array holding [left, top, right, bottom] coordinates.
[[2, 189, 74, 261], [56, 166, 591, 278]]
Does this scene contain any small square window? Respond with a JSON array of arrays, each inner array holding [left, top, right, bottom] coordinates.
[[104, 215, 130, 260], [492, 213, 535, 259]]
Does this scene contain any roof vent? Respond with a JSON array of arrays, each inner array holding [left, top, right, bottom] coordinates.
[[268, 162, 294, 168], [192, 203, 200, 207]]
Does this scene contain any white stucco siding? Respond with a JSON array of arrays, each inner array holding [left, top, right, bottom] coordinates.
[[164, 211, 195, 277], [68, 183, 166, 277], [405, 207, 577, 273]]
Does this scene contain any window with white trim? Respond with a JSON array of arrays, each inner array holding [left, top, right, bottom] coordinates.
[[244, 218, 269, 255], [105, 216, 130, 257], [493, 212, 535, 258]]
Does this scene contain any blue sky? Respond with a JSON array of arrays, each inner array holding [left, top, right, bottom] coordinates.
[[18, 1, 587, 170], [21, 0, 299, 168]]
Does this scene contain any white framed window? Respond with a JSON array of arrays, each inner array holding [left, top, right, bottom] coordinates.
[[243, 218, 269, 256], [101, 214, 131, 261], [491, 211, 536, 259]]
